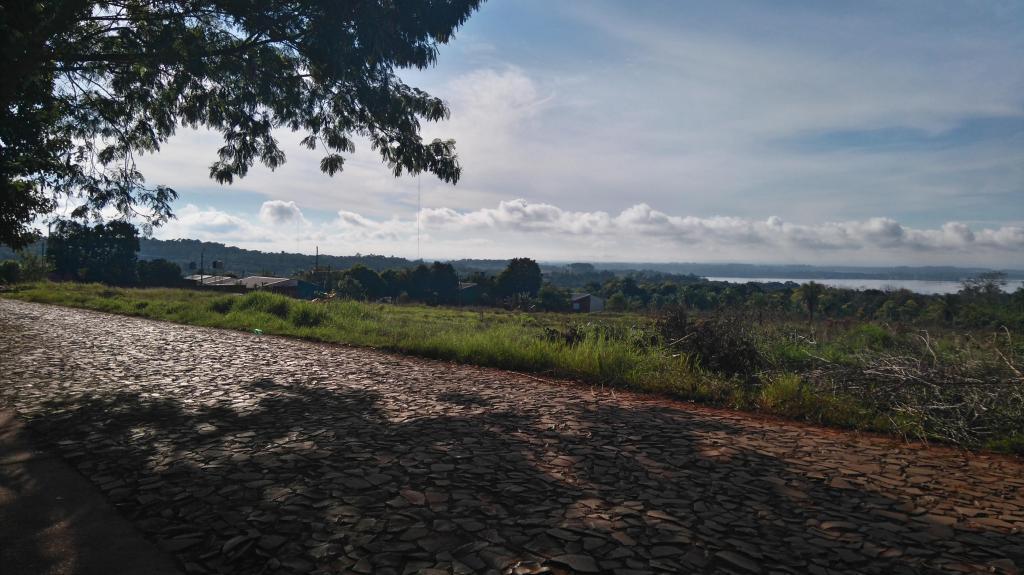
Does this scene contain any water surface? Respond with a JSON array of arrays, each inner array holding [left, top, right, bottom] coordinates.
[[705, 277, 1024, 295]]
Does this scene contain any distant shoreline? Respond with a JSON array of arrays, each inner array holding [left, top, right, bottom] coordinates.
[[703, 276, 1024, 295]]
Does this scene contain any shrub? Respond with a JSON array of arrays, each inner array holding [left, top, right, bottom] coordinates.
[[986, 434, 1024, 456], [760, 374, 809, 417], [0, 260, 21, 284], [607, 292, 627, 311], [840, 323, 894, 351], [236, 291, 291, 318], [16, 252, 50, 281], [290, 304, 328, 327], [658, 307, 763, 379], [208, 296, 237, 314]]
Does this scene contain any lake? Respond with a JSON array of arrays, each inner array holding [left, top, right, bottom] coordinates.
[[705, 277, 1024, 295]]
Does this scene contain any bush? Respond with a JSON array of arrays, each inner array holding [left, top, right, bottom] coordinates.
[[840, 323, 894, 351], [658, 307, 763, 379], [236, 291, 291, 318], [537, 284, 570, 311], [760, 374, 810, 417], [208, 296, 237, 314], [0, 260, 21, 284], [290, 304, 328, 327], [607, 292, 627, 311], [16, 252, 49, 281]]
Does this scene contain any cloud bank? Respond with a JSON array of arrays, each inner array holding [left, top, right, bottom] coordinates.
[[155, 199, 1024, 266]]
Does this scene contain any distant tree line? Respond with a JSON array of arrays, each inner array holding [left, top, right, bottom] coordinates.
[[2, 222, 1021, 330], [300, 257, 545, 307], [138, 238, 415, 278], [0, 221, 185, 287], [300, 258, 1024, 331], [541, 271, 1024, 330]]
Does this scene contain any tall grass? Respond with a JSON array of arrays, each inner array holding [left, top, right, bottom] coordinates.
[[2, 282, 694, 394]]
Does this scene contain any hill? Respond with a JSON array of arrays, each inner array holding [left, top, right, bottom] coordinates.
[[3, 237, 1021, 281]]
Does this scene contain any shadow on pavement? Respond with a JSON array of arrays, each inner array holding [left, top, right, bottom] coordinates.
[[8, 377, 1020, 574], [0, 410, 181, 575]]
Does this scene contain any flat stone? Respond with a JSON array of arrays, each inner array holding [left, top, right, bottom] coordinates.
[[715, 550, 762, 573], [549, 554, 601, 573]]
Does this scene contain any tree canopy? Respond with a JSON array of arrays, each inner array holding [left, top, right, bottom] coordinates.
[[1, 0, 483, 248], [47, 219, 140, 284], [496, 257, 542, 299]]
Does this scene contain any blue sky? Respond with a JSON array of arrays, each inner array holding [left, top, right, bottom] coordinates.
[[140, 1, 1024, 266]]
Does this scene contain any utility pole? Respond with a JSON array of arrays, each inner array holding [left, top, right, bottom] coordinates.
[[417, 173, 421, 262], [200, 249, 205, 285], [42, 221, 51, 257], [315, 245, 322, 292]]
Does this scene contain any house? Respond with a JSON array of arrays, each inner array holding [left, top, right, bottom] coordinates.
[[184, 274, 235, 285], [235, 276, 292, 289], [186, 274, 319, 299], [237, 276, 319, 300], [457, 282, 481, 306], [571, 293, 604, 313]]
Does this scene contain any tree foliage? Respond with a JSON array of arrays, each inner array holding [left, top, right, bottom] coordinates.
[[496, 257, 542, 299], [0, 260, 21, 284], [792, 281, 825, 322], [46, 219, 140, 284], [1, 0, 482, 247], [136, 257, 183, 287]]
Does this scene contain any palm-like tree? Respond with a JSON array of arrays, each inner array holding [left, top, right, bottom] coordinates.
[[792, 282, 825, 322]]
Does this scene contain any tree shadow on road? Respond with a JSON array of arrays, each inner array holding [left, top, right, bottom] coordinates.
[[8, 376, 1023, 575]]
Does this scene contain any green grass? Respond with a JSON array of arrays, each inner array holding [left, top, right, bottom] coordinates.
[[5, 281, 1020, 453], [2, 282, 695, 393]]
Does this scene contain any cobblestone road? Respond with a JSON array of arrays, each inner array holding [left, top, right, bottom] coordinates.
[[0, 299, 1021, 574]]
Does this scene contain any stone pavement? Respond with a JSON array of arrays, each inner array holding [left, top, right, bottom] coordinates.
[[0, 409, 182, 575], [0, 299, 1021, 574]]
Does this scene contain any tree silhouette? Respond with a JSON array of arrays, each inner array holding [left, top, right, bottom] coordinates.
[[1, 0, 483, 247], [792, 281, 825, 322], [46, 220, 140, 284], [136, 258, 183, 287], [496, 258, 542, 302], [343, 265, 387, 301]]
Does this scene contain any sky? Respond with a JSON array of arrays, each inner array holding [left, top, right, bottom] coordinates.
[[134, 0, 1022, 267]]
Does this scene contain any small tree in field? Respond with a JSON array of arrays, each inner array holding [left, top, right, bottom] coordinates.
[[607, 292, 627, 312], [537, 284, 570, 311], [792, 282, 825, 322], [496, 258, 542, 304]]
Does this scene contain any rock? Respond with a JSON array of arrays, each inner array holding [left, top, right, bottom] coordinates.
[[714, 550, 761, 574], [549, 554, 601, 573], [258, 534, 287, 550]]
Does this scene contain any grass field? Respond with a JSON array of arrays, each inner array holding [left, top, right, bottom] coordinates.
[[3, 281, 1021, 453]]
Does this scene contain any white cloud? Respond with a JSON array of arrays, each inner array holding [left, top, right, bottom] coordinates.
[[160, 204, 264, 243], [154, 198, 1024, 266], [258, 200, 308, 226]]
